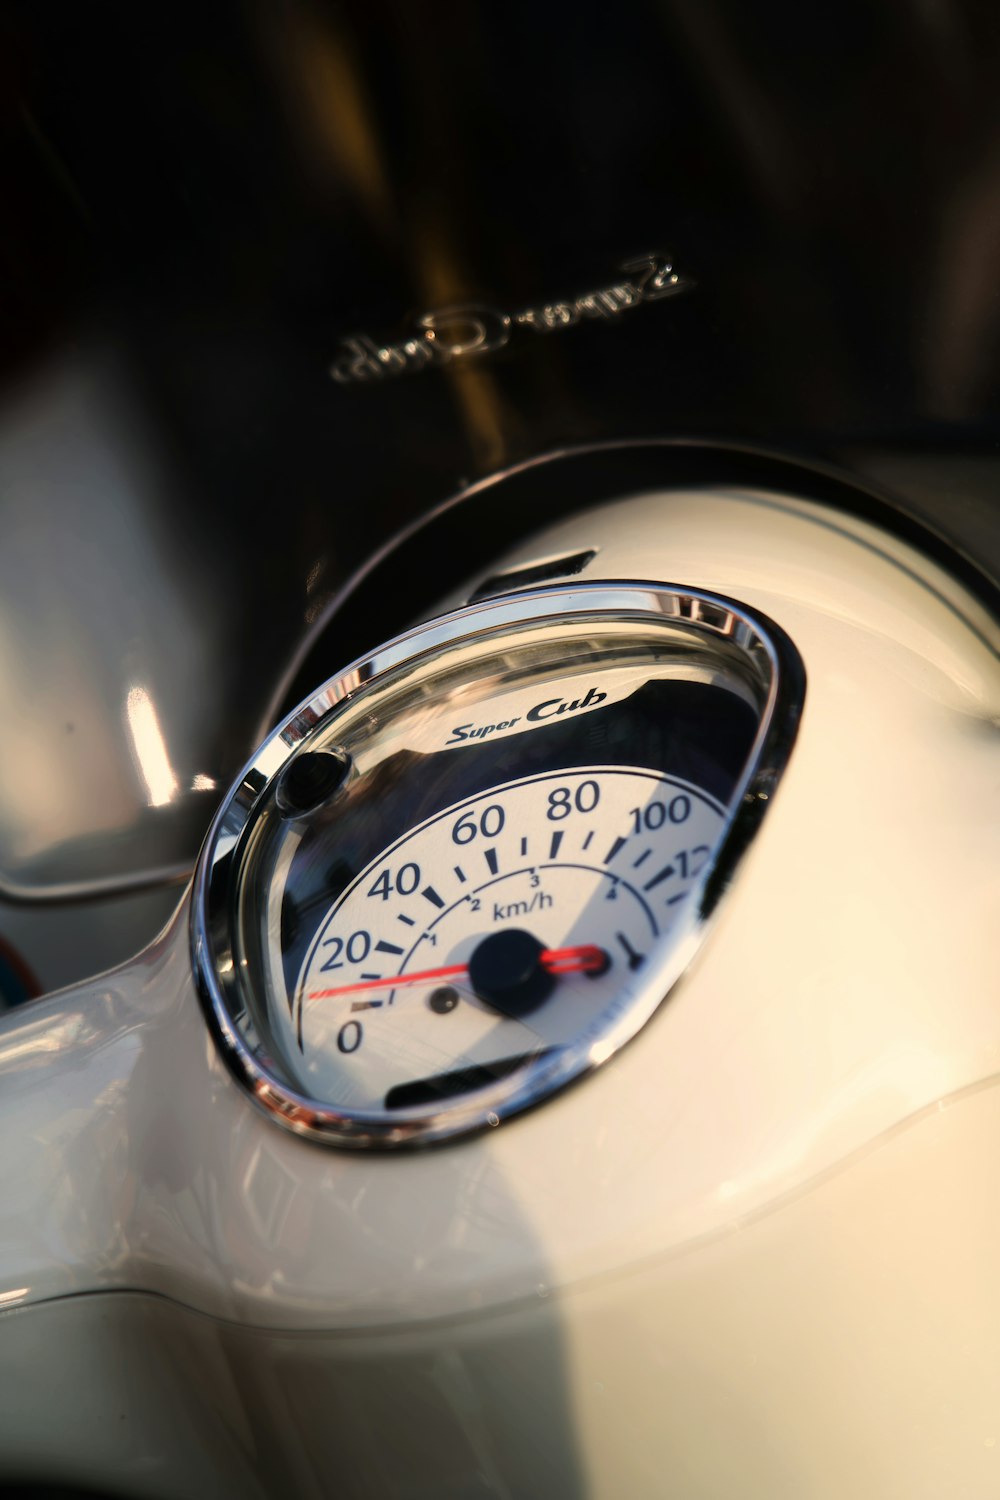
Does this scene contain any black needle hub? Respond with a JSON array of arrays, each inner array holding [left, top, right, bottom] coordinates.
[[467, 929, 556, 1019]]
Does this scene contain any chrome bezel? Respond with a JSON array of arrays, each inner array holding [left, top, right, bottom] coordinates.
[[192, 581, 804, 1149]]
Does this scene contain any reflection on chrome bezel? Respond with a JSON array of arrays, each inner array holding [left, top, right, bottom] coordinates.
[[192, 581, 805, 1149]]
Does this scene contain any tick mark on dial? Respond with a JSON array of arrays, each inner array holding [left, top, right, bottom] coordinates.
[[666, 892, 687, 906], [359, 971, 382, 981], [520, 837, 528, 857], [484, 847, 499, 876], [375, 940, 403, 956], [643, 863, 676, 892], [422, 886, 445, 909], [549, 830, 563, 859], [632, 848, 652, 869], [351, 999, 383, 1012], [397, 914, 416, 927], [615, 932, 645, 971], [603, 836, 626, 864], [581, 830, 595, 851], [454, 865, 467, 883]]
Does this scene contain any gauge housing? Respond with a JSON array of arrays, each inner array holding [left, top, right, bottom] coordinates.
[[193, 582, 804, 1147]]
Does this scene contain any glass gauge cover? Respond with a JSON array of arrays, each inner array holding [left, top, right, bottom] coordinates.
[[193, 583, 804, 1147]]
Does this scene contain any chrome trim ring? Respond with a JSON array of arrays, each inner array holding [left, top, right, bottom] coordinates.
[[191, 581, 805, 1149]]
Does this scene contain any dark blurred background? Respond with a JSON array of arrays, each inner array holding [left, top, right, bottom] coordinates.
[[1, 0, 998, 982]]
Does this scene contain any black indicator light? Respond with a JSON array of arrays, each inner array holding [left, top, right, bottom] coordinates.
[[276, 749, 351, 817]]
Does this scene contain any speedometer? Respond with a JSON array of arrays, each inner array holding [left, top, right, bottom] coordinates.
[[295, 768, 724, 1111], [194, 582, 803, 1147]]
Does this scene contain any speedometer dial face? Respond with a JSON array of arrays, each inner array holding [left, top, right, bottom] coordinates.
[[292, 769, 724, 1112], [195, 583, 804, 1147]]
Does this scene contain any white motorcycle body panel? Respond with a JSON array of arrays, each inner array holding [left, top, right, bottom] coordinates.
[[1, 487, 998, 1498]]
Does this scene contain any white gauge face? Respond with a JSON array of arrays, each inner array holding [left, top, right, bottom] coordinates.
[[290, 768, 725, 1112], [197, 583, 802, 1147]]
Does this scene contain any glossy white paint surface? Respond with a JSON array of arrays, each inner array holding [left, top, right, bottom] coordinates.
[[1, 487, 998, 1495]]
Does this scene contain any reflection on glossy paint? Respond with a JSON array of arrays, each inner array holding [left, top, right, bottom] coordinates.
[[126, 686, 179, 808], [0, 1010, 92, 1070]]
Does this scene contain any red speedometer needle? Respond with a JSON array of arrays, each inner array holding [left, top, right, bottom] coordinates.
[[308, 943, 607, 1001]]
